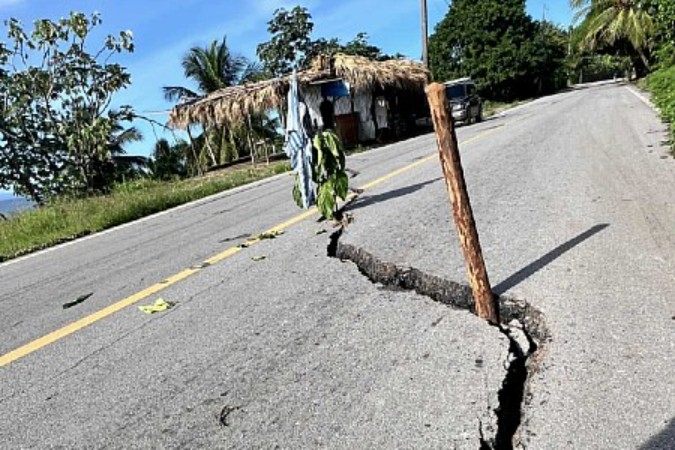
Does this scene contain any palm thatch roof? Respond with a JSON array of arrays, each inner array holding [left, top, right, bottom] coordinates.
[[168, 54, 429, 130]]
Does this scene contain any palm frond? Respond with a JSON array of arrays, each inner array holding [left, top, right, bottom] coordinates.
[[163, 86, 199, 103], [115, 126, 143, 145], [239, 61, 267, 84]]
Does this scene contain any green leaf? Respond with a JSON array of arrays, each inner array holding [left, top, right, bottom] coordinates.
[[335, 171, 349, 200], [320, 149, 337, 179], [292, 175, 303, 208], [325, 132, 345, 170], [317, 180, 336, 219], [256, 230, 284, 240], [139, 298, 175, 314]]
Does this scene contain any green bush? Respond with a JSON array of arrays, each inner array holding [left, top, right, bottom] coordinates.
[[570, 55, 631, 84], [647, 65, 675, 150]]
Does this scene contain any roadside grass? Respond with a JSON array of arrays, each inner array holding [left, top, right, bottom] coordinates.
[[0, 161, 291, 262], [645, 65, 675, 154], [483, 99, 530, 118]]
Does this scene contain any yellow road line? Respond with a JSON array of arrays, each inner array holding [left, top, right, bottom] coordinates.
[[203, 246, 242, 266], [359, 155, 437, 190], [266, 208, 319, 234], [0, 127, 501, 368], [0, 268, 199, 367]]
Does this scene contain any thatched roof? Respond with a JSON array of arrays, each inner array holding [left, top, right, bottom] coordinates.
[[168, 54, 429, 130]]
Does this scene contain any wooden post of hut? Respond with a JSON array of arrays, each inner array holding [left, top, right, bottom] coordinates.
[[185, 125, 204, 176], [246, 115, 256, 167]]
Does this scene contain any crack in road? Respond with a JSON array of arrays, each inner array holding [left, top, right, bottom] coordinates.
[[327, 229, 550, 449]]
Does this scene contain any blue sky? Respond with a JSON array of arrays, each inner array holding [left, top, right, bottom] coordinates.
[[0, 0, 572, 195]]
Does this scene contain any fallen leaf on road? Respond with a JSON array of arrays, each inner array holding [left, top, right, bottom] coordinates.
[[63, 292, 94, 309], [219, 405, 241, 427], [255, 230, 284, 240], [138, 298, 175, 314]]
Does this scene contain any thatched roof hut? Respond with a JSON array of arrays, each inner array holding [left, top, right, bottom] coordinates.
[[168, 54, 429, 130]]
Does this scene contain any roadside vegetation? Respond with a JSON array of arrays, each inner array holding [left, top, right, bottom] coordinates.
[[0, 162, 290, 262], [429, 0, 569, 102], [647, 66, 675, 151], [570, 0, 675, 150], [645, 0, 675, 151]]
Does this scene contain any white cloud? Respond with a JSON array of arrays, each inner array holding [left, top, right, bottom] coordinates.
[[0, 0, 24, 9]]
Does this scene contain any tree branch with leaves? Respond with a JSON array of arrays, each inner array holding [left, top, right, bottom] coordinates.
[[0, 11, 137, 203]]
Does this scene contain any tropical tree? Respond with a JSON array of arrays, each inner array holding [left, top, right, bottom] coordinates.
[[99, 119, 146, 188], [257, 7, 391, 76], [257, 6, 314, 76], [0, 12, 137, 204], [649, 0, 675, 66], [429, 0, 564, 100], [79, 114, 147, 191], [150, 138, 187, 180], [531, 22, 570, 95], [163, 37, 249, 103], [570, 0, 655, 73], [164, 37, 270, 168]]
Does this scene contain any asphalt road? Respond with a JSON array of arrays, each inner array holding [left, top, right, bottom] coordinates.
[[1, 81, 673, 448]]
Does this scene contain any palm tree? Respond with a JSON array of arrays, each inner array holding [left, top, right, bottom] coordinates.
[[163, 37, 249, 103], [88, 117, 145, 191], [109, 123, 143, 157], [163, 37, 273, 169], [150, 138, 187, 180], [571, 0, 654, 71], [108, 121, 147, 186]]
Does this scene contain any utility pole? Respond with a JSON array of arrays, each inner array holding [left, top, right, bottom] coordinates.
[[425, 83, 499, 325], [538, 1, 547, 94], [542, 0, 547, 22], [568, 25, 573, 86], [421, 0, 429, 68]]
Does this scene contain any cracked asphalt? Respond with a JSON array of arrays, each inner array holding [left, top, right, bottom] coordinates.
[[1, 81, 674, 448], [341, 82, 675, 448]]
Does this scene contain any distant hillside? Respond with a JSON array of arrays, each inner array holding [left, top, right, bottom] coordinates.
[[0, 197, 33, 216]]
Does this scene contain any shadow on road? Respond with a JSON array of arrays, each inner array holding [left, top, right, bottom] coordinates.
[[493, 224, 610, 295], [639, 418, 675, 450], [347, 178, 442, 212]]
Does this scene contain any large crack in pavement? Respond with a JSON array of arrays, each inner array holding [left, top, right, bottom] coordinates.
[[327, 228, 550, 449]]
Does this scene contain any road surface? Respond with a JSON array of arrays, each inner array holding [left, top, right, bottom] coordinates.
[[1, 81, 673, 448]]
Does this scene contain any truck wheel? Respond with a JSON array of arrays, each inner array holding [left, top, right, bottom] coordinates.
[[475, 107, 483, 123]]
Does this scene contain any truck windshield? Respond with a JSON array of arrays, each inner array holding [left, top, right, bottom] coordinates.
[[446, 84, 467, 100]]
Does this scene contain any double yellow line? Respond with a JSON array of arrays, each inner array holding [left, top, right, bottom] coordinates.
[[0, 127, 501, 368]]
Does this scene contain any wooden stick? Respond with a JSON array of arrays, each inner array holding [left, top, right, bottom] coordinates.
[[425, 83, 499, 324]]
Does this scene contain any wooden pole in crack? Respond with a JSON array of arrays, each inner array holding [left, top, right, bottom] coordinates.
[[425, 83, 499, 324]]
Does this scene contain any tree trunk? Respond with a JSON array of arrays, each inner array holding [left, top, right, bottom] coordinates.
[[21, 176, 43, 206], [186, 126, 203, 176], [637, 49, 650, 76], [203, 129, 219, 166], [246, 115, 256, 166]]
